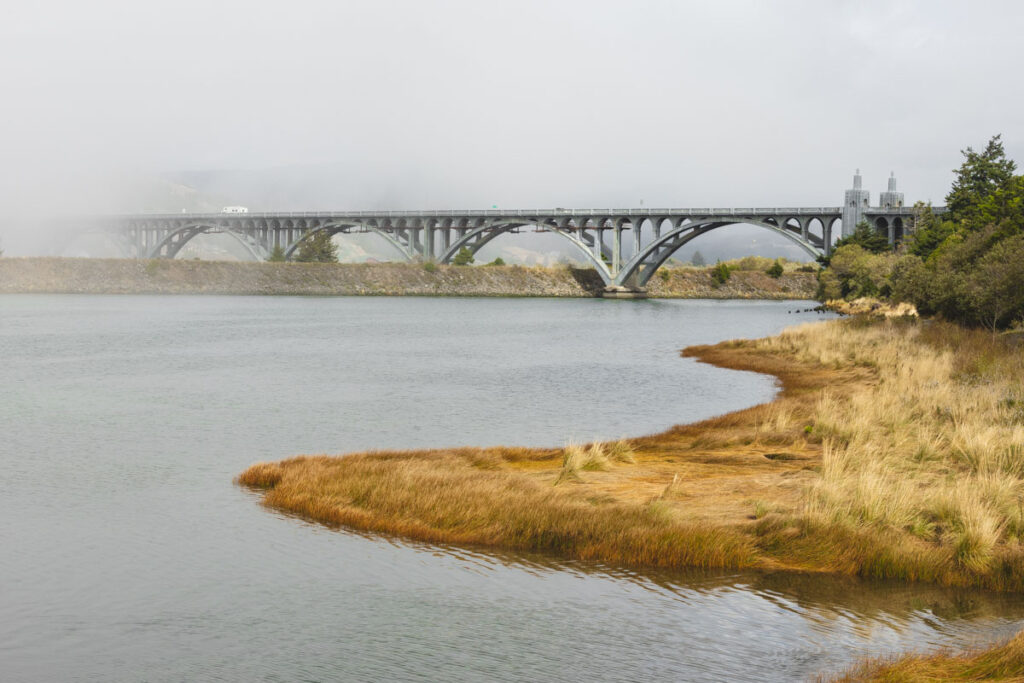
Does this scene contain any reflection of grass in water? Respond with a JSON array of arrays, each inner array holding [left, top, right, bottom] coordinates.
[[240, 317, 1024, 593], [828, 629, 1024, 682]]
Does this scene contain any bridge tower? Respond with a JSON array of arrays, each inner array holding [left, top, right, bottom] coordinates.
[[842, 169, 870, 237], [878, 172, 904, 209]]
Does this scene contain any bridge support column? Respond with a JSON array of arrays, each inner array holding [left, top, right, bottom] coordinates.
[[408, 229, 421, 258], [824, 222, 833, 256], [423, 224, 434, 260], [612, 225, 622, 276], [632, 219, 642, 258]]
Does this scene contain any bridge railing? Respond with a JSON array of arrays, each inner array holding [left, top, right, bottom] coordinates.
[[106, 207, 851, 220], [100, 205, 942, 223]]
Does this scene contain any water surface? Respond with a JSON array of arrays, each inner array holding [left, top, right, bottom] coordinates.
[[2, 295, 1021, 682]]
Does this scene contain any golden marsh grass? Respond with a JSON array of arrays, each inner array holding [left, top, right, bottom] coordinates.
[[826, 629, 1024, 682]]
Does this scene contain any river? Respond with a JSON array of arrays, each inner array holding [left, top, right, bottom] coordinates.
[[2, 295, 1022, 682]]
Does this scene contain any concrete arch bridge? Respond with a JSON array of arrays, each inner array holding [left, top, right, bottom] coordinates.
[[84, 206, 922, 295]]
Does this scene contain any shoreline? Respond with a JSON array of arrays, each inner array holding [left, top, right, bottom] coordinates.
[[0, 257, 817, 299]]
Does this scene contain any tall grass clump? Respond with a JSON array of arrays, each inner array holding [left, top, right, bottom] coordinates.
[[757, 318, 1024, 588], [828, 628, 1024, 682]]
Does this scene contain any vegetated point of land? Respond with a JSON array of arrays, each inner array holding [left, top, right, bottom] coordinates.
[[238, 316, 1024, 592], [0, 256, 817, 299]]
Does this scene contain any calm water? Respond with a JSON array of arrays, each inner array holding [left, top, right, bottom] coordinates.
[[2, 295, 1022, 682]]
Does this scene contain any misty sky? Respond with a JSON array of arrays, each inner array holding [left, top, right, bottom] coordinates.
[[2, 0, 1023, 223]]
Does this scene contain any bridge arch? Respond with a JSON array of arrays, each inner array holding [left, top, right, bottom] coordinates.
[[148, 223, 269, 261], [615, 219, 823, 287], [438, 220, 614, 281], [282, 222, 414, 261]]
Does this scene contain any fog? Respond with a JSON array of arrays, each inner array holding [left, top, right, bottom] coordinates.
[[2, 0, 1022, 255]]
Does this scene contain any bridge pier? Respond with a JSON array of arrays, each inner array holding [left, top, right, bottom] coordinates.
[[602, 285, 648, 299]]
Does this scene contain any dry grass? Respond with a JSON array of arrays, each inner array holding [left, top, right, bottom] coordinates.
[[237, 448, 758, 569], [827, 628, 1024, 682], [238, 316, 1024, 589]]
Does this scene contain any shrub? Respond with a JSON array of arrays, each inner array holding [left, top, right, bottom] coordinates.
[[658, 268, 670, 282], [486, 257, 505, 266], [710, 261, 733, 285], [267, 245, 286, 262], [422, 261, 438, 273], [766, 260, 784, 278], [734, 255, 775, 271], [452, 247, 475, 266]]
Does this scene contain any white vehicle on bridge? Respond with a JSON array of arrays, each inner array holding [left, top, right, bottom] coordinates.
[[221, 206, 249, 214]]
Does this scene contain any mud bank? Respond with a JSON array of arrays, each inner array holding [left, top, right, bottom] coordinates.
[[0, 257, 817, 298]]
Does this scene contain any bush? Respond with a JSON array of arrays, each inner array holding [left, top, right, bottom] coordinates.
[[452, 247, 475, 266], [422, 261, 438, 273], [267, 245, 286, 262], [818, 245, 896, 300], [733, 255, 775, 271], [658, 268, 670, 282], [486, 257, 505, 266], [766, 260, 784, 278], [710, 261, 733, 285]]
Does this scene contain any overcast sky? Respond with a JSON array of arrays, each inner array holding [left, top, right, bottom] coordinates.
[[2, 0, 1023, 221]]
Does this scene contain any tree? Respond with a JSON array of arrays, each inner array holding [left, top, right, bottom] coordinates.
[[946, 135, 1017, 225], [965, 234, 1024, 332], [486, 257, 505, 266], [267, 244, 286, 262], [766, 259, 784, 278], [820, 245, 897, 300], [691, 250, 707, 266], [452, 247, 475, 265], [295, 231, 338, 263], [833, 220, 891, 254], [907, 203, 956, 259]]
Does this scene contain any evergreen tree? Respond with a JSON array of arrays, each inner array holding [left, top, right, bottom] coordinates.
[[832, 220, 890, 254], [267, 244, 286, 262], [295, 231, 338, 263], [691, 250, 707, 266], [946, 135, 1016, 225], [766, 259, 784, 278], [452, 247, 475, 265]]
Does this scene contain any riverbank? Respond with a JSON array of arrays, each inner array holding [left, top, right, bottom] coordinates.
[[239, 316, 1024, 591], [0, 257, 817, 298]]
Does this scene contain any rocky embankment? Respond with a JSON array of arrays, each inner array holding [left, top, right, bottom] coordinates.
[[0, 258, 817, 298]]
